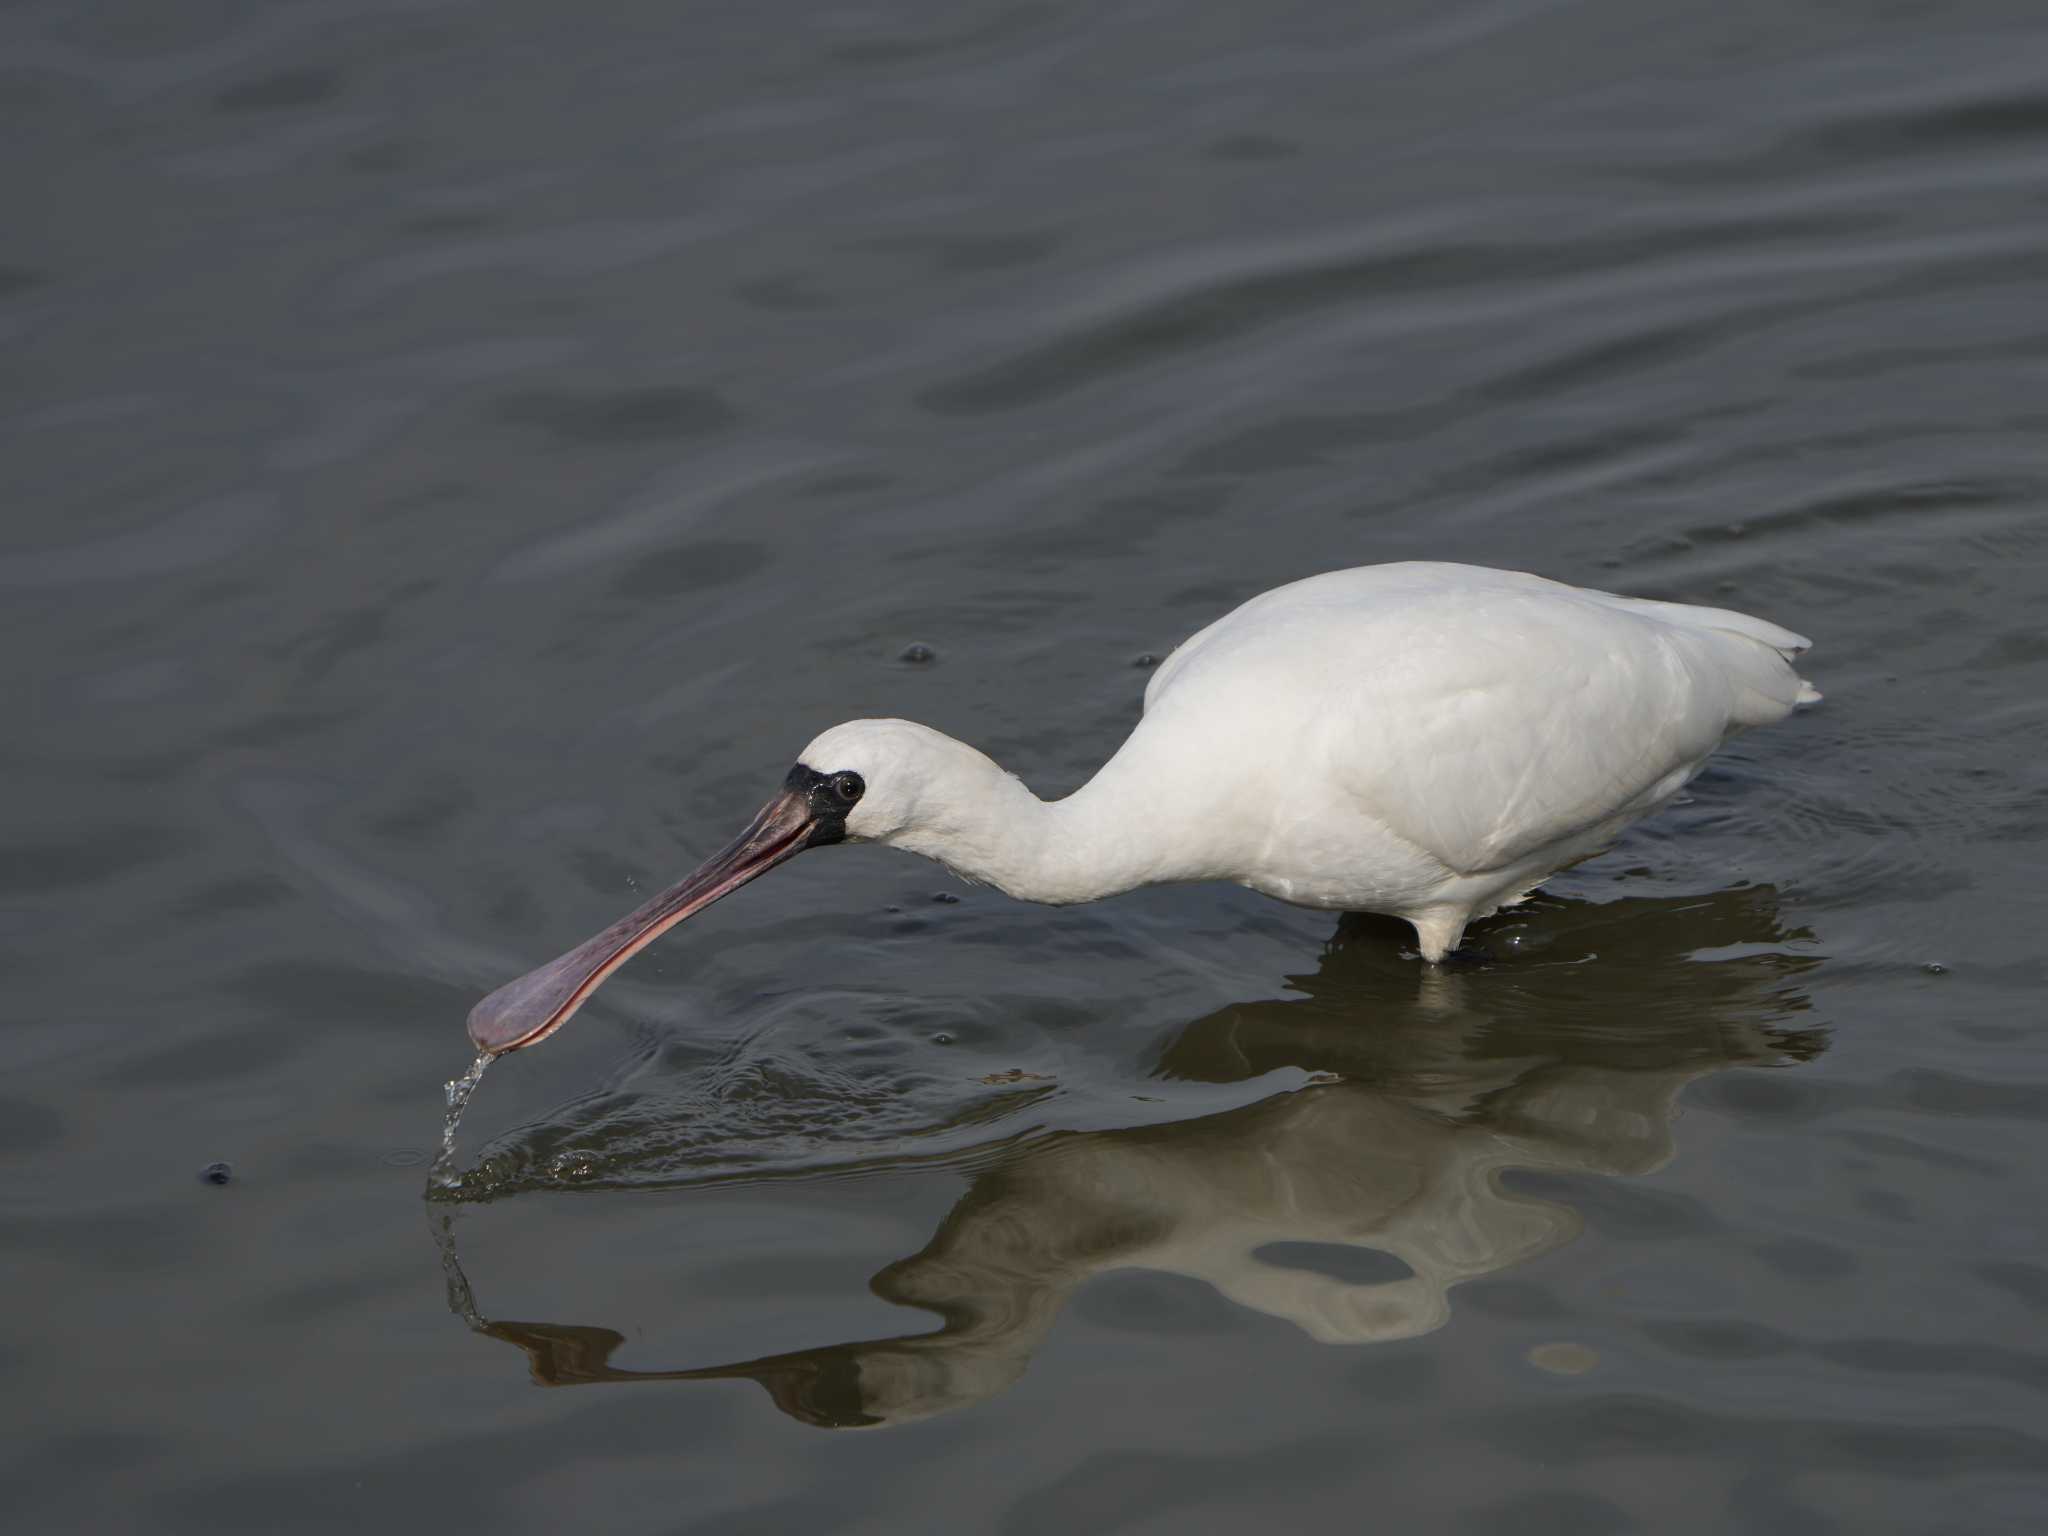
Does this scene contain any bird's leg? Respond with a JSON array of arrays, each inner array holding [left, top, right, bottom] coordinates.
[[1409, 908, 1469, 964]]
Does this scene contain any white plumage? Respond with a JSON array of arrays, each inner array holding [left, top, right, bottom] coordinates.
[[808, 562, 1817, 960], [469, 561, 1818, 1053]]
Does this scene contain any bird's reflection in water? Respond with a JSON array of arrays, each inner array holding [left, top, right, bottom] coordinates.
[[443, 884, 1823, 1429]]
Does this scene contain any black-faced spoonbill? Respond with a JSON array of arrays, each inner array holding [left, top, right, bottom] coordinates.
[[468, 562, 1818, 1054]]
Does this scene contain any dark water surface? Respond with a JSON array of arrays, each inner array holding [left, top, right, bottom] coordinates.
[[6, 1, 2048, 1530]]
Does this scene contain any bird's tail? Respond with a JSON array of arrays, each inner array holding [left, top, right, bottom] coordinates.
[[1592, 591, 1820, 709]]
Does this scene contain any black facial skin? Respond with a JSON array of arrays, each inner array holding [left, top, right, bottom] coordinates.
[[785, 763, 865, 846]]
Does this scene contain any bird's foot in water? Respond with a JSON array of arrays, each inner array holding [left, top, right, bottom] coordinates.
[[1407, 909, 1472, 965]]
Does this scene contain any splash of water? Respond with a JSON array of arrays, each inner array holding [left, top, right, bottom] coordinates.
[[428, 1049, 492, 1194]]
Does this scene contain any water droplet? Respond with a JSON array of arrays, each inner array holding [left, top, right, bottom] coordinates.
[[548, 1151, 598, 1181], [199, 1161, 233, 1185], [1923, 962, 1948, 976], [931, 891, 960, 904], [1133, 652, 1160, 668], [429, 1050, 493, 1192], [899, 642, 936, 664], [931, 1031, 956, 1046]]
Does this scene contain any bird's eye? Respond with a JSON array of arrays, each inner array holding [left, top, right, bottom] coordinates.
[[833, 772, 865, 803]]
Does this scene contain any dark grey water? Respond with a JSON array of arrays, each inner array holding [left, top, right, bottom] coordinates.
[[6, 1, 2047, 1530]]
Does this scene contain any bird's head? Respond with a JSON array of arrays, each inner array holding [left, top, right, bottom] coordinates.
[[465, 718, 1011, 1055], [793, 717, 1020, 847]]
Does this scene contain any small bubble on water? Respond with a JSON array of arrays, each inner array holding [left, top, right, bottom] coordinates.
[[200, 1161, 233, 1185], [931, 1031, 956, 1046], [1923, 962, 1948, 976], [1133, 652, 1160, 668], [899, 642, 936, 664], [931, 891, 960, 904]]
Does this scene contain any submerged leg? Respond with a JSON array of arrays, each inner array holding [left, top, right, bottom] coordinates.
[[1409, 908, 1469, 963]]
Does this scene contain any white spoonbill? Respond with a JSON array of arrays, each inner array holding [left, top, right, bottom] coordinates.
[[468, 561, 1818, 1054]]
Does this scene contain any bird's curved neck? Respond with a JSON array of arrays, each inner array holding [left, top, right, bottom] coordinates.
[[885, 745, 1200, 906]]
